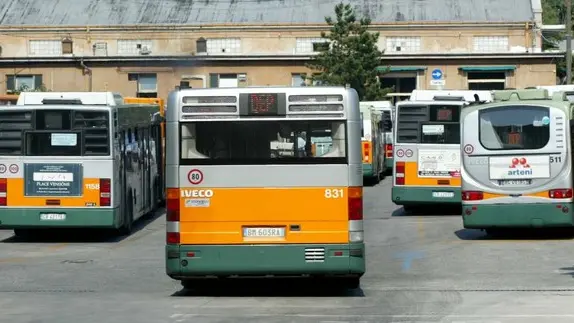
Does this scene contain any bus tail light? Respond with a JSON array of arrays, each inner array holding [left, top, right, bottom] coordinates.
[[99, 178, 111, 206], [395, 162, 405, 185], [462, 191, 483, 201], [362, 142, 370, 163], [549, 189, 573, 199], [0, 178, 6, 206], [348, 187, 363, 242], [166, 188, 180, 244], [385, 144, 393, 158]]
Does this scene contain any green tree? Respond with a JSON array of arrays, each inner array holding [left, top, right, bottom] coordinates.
[[542, 0, 571, 79], [304, 2, 391, 100]]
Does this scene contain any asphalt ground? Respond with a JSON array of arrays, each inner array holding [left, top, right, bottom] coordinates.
[[2, 176, 574, 323]]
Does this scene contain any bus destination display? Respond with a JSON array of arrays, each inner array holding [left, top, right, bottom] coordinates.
[[247, 93, 278, 115]]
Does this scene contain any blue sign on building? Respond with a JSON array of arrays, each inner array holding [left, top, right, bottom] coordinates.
[[431, 69, 443, 80]]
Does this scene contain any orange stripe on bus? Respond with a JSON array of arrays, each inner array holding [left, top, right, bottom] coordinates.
[[178, 187, 349, 245], [5, 178, 101, 207]]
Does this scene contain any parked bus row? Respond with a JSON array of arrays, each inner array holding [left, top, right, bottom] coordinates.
[[390, 87, 574, 234], [0, 87, 367, 289]]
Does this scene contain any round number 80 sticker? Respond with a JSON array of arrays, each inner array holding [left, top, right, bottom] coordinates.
[[187, 169, 204, 185], [463, 144, 474, 155]]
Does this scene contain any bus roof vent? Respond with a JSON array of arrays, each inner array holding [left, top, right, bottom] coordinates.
[[17, 92, 122, 106], [409, 90, 493, 103], [550, 91, 574, 102], [432, 95, 465, 101], [41, 99, 83, 105], [493, 89, 549, 101]]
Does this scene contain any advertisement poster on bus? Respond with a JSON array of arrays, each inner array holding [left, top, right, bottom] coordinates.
[[417, 149, 461, 178], [488, 155, 550, 180], [24, 163, 83, 196]]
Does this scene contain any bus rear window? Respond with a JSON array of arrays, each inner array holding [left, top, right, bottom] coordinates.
[[0, 109, 110, 156], [26, 132, 82, 156], [479, 105, 550, 150], [179, 120, 347, 165], [397, 104, 461, 143]]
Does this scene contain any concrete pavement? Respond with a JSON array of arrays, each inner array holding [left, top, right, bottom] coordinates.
[[1, 177, 574, 322]]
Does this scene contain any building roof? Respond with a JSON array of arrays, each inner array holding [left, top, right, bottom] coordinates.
[[0, 0, 534, 26]]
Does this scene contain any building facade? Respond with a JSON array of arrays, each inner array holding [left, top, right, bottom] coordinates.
[[0, 0, 562, 101]]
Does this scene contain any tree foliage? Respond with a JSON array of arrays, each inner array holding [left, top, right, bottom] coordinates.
[[305, 2, 391, 100], [542, 0, 571, 79]]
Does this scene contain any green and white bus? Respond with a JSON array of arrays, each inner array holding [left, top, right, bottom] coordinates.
[[0, 92, 164, 237], [461, 89, 574, 230], [359, 103, 385, 183], [392, 90, 492, 212], [362, 101, 394, 173]]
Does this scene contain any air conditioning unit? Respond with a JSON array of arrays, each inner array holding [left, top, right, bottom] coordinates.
[[139, 46, 151, 55]]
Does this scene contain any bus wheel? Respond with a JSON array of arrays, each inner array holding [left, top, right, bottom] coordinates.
[[13, 229, 33, 239], [341, 277, 360, 289], [181, 279, 210, 290], [119, 192, 134, 235]]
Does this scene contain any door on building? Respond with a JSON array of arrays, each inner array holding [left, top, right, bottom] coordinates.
[[380, 72, 417, 104]]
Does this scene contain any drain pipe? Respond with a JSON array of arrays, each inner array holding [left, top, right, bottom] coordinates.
[[80, 58, 93, 91]]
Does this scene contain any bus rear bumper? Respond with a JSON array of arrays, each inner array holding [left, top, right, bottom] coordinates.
[[166, 243, 366, 279], [463, 202, 574, 229], [392, 186, 461, 205], [0, 207, 120, 229]]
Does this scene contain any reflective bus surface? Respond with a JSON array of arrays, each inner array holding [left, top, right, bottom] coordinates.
[[359, 103, 384, 183], [362, 101, 394, 173], [0, 92, 164, 237], [461, 89, 574, 230], [165, 86, 365, 289], [392, 90, 492, 212]]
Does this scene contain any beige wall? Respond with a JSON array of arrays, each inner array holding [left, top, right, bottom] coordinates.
[[0, 25, 538, 57], [0, 23, 554, 96], [0, 59, 556, 98]]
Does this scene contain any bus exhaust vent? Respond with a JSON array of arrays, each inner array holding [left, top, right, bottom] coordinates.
[[304, 248, 325, 263], [0, 110, 32, 155]]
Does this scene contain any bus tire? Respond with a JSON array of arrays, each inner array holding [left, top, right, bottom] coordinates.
[[120, 191, 134, 235], [342, 277, 360, 289], [13, 229, 33, 239]]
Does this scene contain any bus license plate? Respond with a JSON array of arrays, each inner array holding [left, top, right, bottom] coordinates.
[[432, 192, 454, 198], [243, 227, 285, 238], [498, 180, 532, 186], [40, 213, 66, 221]]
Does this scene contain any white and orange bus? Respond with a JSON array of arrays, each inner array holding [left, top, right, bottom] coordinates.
[[165, 86, 365, 289]]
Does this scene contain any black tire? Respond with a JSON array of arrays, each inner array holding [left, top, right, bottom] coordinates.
[[342, 277, 360, 289], [181, 279, 211, 290], [119, 192, 134, 236], [13, 229, 33, 239], [403, 205, 416, 214]]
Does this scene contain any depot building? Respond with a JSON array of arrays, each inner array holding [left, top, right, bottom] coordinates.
[[0, 0, 561, 103]]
